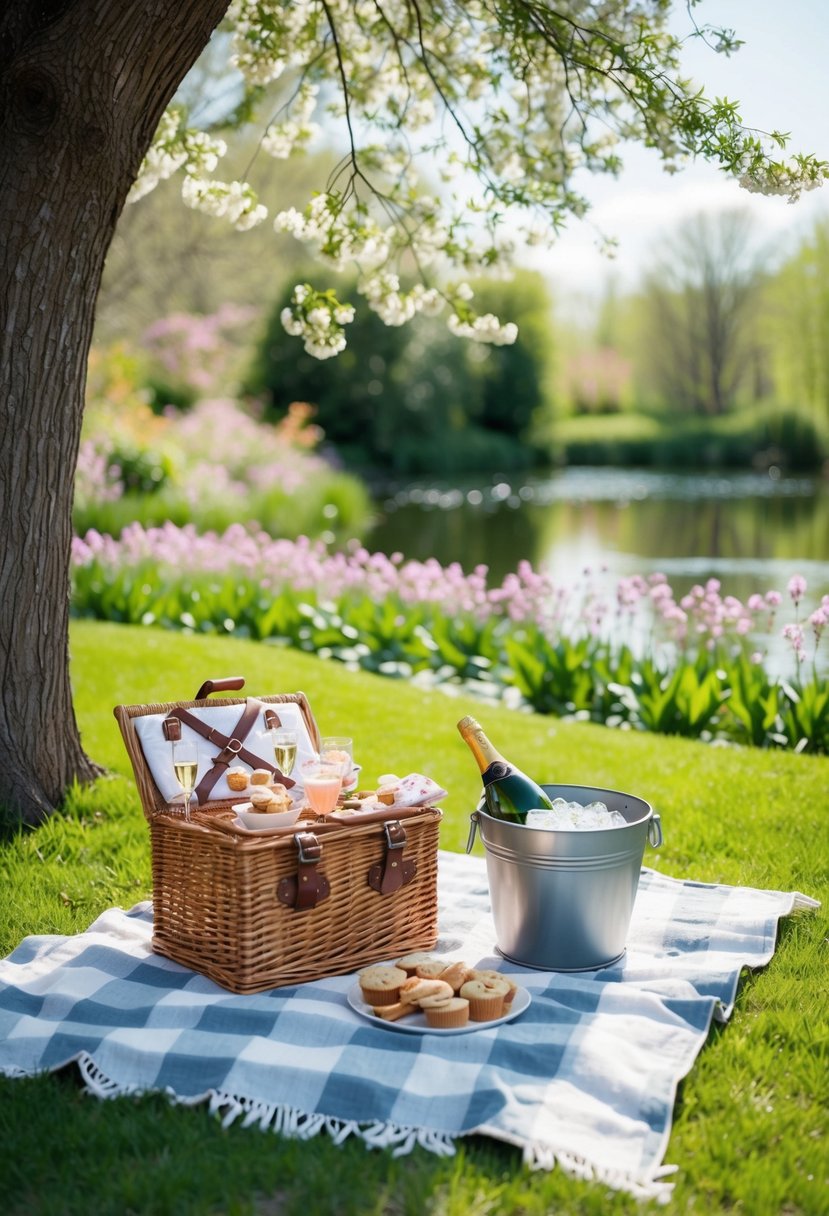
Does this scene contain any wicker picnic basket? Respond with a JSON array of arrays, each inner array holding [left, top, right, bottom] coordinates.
[[114, 677, 442, 994]]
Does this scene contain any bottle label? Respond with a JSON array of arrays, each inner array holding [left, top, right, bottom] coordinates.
[[482, 761, 511, 786]]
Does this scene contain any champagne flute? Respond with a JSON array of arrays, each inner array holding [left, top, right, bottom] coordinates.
[[172, 739, 198, 822], [302, 761, 342, 819], [272, 728, 298, 778]]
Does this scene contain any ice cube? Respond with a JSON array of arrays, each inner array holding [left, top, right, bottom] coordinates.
[[525, 800, 627, 830]]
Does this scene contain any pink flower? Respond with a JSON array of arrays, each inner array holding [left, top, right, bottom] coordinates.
[[782, 622, 805, 657], [787, 575, 807, 604]]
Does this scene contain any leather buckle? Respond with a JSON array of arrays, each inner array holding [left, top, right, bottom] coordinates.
[[295, 831, 322, 864], [276, 832, 330, 910], [384, 821, 407, 849], [368, 820, 416, 895]]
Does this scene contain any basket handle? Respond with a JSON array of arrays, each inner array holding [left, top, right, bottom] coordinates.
[[193, 676, 245, 700]]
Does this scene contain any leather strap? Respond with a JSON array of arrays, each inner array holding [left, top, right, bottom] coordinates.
[[367, 821, 416, 895], [277, 832, 330, 910], [163, 699, 295, 804]]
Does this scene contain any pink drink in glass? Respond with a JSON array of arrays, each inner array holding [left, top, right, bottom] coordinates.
[[303, 763, 342, 817]]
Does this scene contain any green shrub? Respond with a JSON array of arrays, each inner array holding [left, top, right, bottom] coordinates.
[[553, 407, 828, 470]]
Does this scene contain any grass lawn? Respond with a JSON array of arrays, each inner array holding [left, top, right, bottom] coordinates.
[[1, 619, 826, 1216]]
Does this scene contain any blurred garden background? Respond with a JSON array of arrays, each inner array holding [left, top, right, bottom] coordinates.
[[75, 98, 829, 755]]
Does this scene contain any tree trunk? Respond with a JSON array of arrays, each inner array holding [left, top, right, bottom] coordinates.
[[0, 0, 230, 825]]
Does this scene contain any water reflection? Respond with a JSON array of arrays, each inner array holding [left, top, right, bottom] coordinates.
[[367, 467, 829, 605]]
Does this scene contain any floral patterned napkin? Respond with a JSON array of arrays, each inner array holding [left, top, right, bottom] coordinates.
[[385, 773, 447, 808]]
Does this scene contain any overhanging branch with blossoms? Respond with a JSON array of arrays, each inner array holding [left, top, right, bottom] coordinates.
[[127, 0, 828, 360]]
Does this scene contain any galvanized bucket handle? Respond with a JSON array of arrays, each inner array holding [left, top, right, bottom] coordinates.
[[466, 809, 481, 854], [648, 812, 663, 848]]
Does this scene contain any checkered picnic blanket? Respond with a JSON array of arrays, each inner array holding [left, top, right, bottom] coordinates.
[[0, 851, 818, 1203]]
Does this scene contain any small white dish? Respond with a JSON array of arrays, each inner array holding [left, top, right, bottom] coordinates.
[[233, 803, 303, 831], [346, 981, 530, 1035]]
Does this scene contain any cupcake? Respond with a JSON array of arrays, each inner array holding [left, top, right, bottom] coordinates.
[[422, 997, 470, 1030], [459, 976, 511, 1021], [359, 965, 407, 1006], [227, 766, 249, 792], [376, 784, 398, 806], [250, 769, 273, 786]]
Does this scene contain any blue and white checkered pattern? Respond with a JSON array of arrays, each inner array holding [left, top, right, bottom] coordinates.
[[0, 851, 817, 1201]]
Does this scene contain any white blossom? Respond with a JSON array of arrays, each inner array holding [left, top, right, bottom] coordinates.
[[127, 0, 827, 358]]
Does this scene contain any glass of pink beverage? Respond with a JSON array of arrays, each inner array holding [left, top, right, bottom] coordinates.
[[302, 761, 342, 818]]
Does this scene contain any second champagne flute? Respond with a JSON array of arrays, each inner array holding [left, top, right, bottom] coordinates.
[[272, 728, 298, 778]]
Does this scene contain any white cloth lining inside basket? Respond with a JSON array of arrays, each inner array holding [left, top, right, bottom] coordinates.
[[132, 700, 318, 804]]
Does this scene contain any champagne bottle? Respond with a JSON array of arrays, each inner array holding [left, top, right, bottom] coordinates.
[[457, 715, 553, 824]]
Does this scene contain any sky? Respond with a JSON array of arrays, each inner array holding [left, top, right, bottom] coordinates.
[[527, 0, 829, 299]]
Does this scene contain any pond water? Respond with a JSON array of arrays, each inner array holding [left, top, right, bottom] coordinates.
[[365, 466, 829, 669]]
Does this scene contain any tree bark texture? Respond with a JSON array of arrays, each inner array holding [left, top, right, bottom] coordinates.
[[0, 0, 230, 824]]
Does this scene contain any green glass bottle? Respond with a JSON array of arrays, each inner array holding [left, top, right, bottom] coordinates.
[[457, 715, 553, 824]]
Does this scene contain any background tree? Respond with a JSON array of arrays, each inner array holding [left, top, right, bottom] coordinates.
[[768, 215, 829, 428], [465, 271, 554, 450], [2, 1, 826, 825], [639, 210, 765, 416], [247, 269, 554, 474]]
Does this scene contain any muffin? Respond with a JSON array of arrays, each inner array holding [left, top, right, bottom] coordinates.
[[376, 784, 398, 806], [227, 766, 249, 792], [396, 952, 440, 976], [459, 976, 511, 1021], [469, 968, 518, 1006], [413, 960, 448, 980], [250, 769, 273, 786], [359, 965, 407, 1006], [423, 998, 470, 1029]]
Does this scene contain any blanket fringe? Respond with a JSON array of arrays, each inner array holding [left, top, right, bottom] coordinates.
[[74, 1057, 455, 1161], [205, 1091, 457, 1158], [524, 1142, 676, 1205], [74, 1053, 672, 1200]]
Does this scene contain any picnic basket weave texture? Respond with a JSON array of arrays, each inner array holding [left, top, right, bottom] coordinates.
[[114, 691, 442, 994]]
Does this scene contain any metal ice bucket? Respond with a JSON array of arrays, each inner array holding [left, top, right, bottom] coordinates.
[[466, 784, 663, 971]]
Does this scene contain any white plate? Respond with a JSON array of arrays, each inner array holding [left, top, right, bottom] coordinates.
[[346, 981, 531, 1035]]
